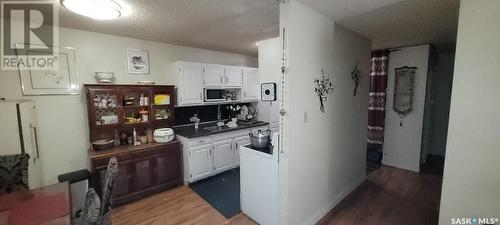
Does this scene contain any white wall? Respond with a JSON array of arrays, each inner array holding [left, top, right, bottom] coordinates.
[[0, 26, 257, 185], [257, 37, 281, 125], [439, 0, 500, 224], [280, 1, 370, 224], [382, 45, 429, 172]]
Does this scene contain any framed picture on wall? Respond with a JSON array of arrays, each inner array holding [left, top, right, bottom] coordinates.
[[127, 49, 150, 74], [16, 44, 80, 95]]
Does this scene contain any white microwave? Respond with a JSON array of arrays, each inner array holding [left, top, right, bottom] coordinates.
[[204, 89, 227, 102]]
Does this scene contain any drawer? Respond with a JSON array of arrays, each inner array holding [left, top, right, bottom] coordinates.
[[92, 153, 130, 168], [231, 129, 251, 138], [189, 137, 212, 147], [132, 143, 180, 159]]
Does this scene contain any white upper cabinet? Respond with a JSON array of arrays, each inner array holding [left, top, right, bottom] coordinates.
[[175, 61, 258, 105], [225, 66, 243, 87], [242, 67, 260, 101], [177, 62, 203, 105], [204, 65, 225, 87]]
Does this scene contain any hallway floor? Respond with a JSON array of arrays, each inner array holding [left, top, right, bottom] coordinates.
[[318, 166, 442, 225], [112, 166, 441, 225]]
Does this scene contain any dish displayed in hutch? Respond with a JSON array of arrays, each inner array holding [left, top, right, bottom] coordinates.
[[84, 84, 182, 206]]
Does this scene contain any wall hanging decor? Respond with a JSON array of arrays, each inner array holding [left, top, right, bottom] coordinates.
[[16, 44, 80, 95], [314, 68, 334, 113], [393, 66, 416, 117], [127, 49, 150, 74], [351, 62, 362, 96]]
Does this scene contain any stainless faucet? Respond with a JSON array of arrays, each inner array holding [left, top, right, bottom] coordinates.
[[217, 105, 222, 122]]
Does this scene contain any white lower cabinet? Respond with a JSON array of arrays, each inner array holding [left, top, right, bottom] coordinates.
[[213, 139, 234, 173], [178, 126, 267, 183], [233, 135, 251, 167], [189, 144, 213, 181]]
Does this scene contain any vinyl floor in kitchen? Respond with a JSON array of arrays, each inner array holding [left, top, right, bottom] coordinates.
[[112, 166, 442, 225]]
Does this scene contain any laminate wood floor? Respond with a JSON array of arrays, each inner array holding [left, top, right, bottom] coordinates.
[[111, 185, 257, 225], [318, 166, 442, 225], [112, 166, 441, 225]]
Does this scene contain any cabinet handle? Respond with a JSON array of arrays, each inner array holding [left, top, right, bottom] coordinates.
[[200, 91, 202, 100], [31, 125, 40, 159], [220, 77, 223, 83]]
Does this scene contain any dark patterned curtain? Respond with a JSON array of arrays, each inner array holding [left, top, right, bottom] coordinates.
[[367, 50, 390, 152]]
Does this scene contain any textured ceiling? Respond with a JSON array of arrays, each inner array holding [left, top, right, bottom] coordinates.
[[295, 0, 405, 21], [338, 0, 459, 49], [297, 0, 459, 50], [56, 0, 279, 56]]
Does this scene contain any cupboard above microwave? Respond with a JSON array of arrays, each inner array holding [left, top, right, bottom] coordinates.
[[175, 61, 260, 106]]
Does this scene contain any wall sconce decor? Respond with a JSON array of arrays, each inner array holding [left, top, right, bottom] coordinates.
[[351, 62, 361, 96], [314, 68, 334, 113], [393, 66, 416, 118]]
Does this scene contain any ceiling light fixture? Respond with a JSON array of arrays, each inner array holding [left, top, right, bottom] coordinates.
[[61, 0, 122, 20]]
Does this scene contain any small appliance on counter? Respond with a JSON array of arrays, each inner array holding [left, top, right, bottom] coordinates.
[[153, 128, 175, 143]]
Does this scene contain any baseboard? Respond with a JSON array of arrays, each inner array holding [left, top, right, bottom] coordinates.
[[301, 176, 366, 225]]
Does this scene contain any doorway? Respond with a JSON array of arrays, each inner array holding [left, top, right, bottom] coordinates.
[[366, 43, 456, 176], [420, 44, 456, 175]]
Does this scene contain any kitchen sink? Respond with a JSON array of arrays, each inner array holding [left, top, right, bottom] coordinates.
[[202, 125, 231, 132]]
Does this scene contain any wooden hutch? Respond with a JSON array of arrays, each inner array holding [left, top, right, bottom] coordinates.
[[84, 84, 182, 206]]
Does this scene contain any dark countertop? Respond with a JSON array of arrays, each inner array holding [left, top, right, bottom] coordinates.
[[174, 121, 269, 138]]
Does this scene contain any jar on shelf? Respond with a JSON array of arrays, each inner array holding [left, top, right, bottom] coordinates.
[[139, 108, 149, 122]]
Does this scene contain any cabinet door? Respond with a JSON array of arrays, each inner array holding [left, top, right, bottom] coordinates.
[[189, 144, 213, 181], [87, 88, 120, 128], [132, 157, 154, 191], [204, 65, 225, 87], [213, 139, 234, 173], [97, 161, 132, 199], [242, 68, 260, 101], [225, 67, 243, 87], [234, 135, 251, 167], [179, 64, 203, 105], [154, 150, 181, 185]]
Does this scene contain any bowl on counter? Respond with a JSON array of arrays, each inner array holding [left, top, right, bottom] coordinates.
[[92, 139, 114, 151], [153, 128, 174, 143]]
